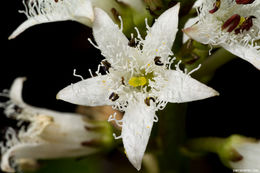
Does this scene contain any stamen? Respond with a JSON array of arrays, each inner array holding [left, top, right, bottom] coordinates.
[[101, 60, 111, 71], [222, 14, 241, 32], [235, 16, 256, 34], [144, 97, 155, 106], [235, 0, 255, 4], [109, 92, 119, 101], [121, 77, 125, 85], [128, 38, 137, 48], [209, 0, 221, 14], [154, 56, 164, 66]]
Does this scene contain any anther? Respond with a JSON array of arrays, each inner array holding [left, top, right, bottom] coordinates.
[[154, 56, 164, 66], [121, 77, 125, 85], [101, 60, 111, 71], [235, 0, 255, 4], [111, 8, 120, 22], [81, 140, 102, 147], [222, 14, 241, 32], [13, 105, 23, 114], [128, 38, 138, 48], [235, 16, 256, 34], [144, 97, 155, 106], [209, 0, 221, 14], [109, 92, 119, 101]]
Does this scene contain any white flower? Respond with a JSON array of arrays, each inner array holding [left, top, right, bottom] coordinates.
[[57, 4, 219, 170], [8, 0, 123, 39], [230, 141, 260, 173], [183, 0, 260, 69], [0, 77, 110, 173]]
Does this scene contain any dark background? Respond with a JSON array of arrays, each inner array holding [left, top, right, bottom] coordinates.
[[1, 0, 260, 173]]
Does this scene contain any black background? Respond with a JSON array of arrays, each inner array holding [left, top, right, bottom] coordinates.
[[1, 0, 260, 173]]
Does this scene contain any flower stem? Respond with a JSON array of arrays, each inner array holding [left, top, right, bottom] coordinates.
[[192, 48, 237, 82], [185, 137, 226, 154]]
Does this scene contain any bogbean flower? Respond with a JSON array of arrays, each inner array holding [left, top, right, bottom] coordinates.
[[57, 4, 219, 170], [8, 0, 145, 39], [0, 78, 112, 173], [183, 0, 260, 69]]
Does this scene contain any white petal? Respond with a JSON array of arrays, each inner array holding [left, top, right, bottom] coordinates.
[[221, 43, 260, 70], [142, 3, 180, 61], [159, 70, 219, 103], [230, 142, 260, 171], [9, 0, 93, 39], [57, 75, 111, 106], [9, 77, 26, 104], [183, 16, 199, 43], [92, 8, 130, 63], [1, 142, 97, 172], [121, 101, 156, 170], [182, 22, 213, 44]]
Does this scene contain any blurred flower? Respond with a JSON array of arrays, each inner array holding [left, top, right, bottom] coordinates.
[[183, 0, 260, 69], [229, 140, 260, 173], [57, 4, 219, 170], [8, 0, 147, 39], [0, 77, 112, 173]]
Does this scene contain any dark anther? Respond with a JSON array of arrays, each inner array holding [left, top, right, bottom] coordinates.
[[154, 56, 164, 66], [81, 140, 102, 147], [144, 97, 155, 106], [235, 0, 255, 4], [84, 125, 103, 132], [235, 16, 256, 34], [230, 151, 244, 162], [13, 105, 23, 114], [209, 0, 221, 14], [222, 14, 241, 32], [54, 0, 58, 2], [101, 60, 111, 71], [128, 38, 138, 48], [111, 8, 120, 22], [109, 92, 119, 101], [121, 77, 125, 85]]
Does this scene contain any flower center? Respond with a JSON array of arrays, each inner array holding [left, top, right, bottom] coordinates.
[[128, 76, 147, 87], [222, 14, 256, 34]]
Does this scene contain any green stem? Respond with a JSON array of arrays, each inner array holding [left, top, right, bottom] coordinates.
[[185, 137, 226, 154], [192, 48, 237, 82]]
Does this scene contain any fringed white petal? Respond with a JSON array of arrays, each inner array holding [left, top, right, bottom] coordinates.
[[159, 70, 219, 103], [121, 101, 156, 170], [92, 8, 130, 63], [57, 75, 111, 106], [9, 0, 94, 39], [230, 142, 260, 171], [1, 142, 97, 172], [142, 3, 180, 61], [221, 43, 260, 70]]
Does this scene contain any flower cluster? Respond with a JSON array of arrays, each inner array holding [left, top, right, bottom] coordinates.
[[4, 0, 260, 172]]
